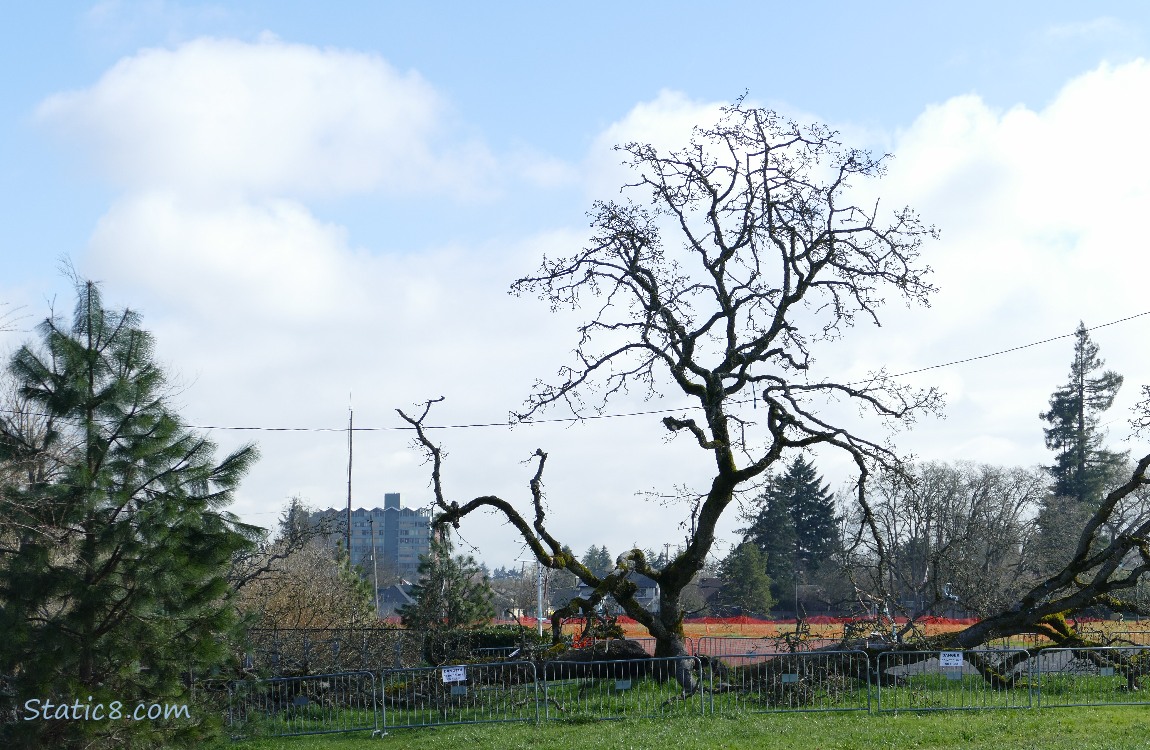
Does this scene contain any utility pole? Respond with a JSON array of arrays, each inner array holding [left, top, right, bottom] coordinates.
[[345, 407, 353, 556], [369, 516, 380, 617], [536, 560, 544, 637]]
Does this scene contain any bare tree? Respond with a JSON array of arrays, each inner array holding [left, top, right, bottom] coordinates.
[[401, 102, 941, 684], [232, 498, 376, 629], [849, 462, 1046, 622], [947, 452, 1150, 647]]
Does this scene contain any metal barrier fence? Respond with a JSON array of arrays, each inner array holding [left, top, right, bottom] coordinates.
[[541, 656, 705, 720], [707, 650, 870, 713], [1106, 631, 1150, 646], [1033, 646, 1150, 708], [696, 635, 838, 657], [220, 642, 1150, 739], [875, 649, 1032, 712], [628, 637, 656, 655], [984, 633, 1051, 650], [381, 661, 538, 729], [227, 671, 378, 738]]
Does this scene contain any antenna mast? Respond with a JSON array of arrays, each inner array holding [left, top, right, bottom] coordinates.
[[345, 406, 353, 555]]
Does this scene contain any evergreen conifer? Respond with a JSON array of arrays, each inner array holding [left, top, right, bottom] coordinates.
[[0, 281, 259, 749], [399, 534, 494, 631], [713, 542, 774, 616], [1040, 322, 1126, 503], [744, 455, 838, 607]]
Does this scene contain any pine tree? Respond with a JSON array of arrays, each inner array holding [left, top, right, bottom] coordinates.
[[712, 542, 774, 617], [0, 281, 259, 749], [399, 535, 494, 631], [1040, 322, 1126, 504]]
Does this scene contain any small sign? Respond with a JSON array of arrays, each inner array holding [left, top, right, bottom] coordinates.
[[450, 685, 468, 696], [781, 673, 799, 684], [442, 666, 468, 683], [615, 680, 632, 691], [938, 652, 964, 668], [1100, 667, 1116, 677]]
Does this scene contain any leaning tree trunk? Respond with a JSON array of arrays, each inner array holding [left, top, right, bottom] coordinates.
[[622, 586, 698, 693]]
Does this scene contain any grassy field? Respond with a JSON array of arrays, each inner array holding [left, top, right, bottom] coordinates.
[[225, 708, 1150, 750], [223, 647, 1150, 739]]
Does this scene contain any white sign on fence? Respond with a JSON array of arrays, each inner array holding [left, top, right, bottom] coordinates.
[[441, 666, 468, 683], [938, 652, 964, 668]]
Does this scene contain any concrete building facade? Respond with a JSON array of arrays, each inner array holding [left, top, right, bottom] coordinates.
[[313, 493, 433, 582]]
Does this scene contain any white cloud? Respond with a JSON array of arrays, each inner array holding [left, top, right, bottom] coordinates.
[[828, 59, 1150, 463], [89, 191, 365, 323], [583, 89, 728, 199], [882, 59, 1150, 316], [573, 67, 1150, 494], [38, 44, 1150, 565], [37, 35, 495, 199]]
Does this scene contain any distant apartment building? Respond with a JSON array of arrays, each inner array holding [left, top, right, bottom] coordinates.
[[312, 493, 433, 582]]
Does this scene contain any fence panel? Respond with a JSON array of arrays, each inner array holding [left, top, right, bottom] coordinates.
[[227, 671, 378, 738], [542, 656, 704, 721], [697, 635, 837, 658], [626, 637, 656, 656], [1034, 646, 1150, 708], [984, 633, 1050, 651], [1105, 631, 1150, 647], [707, 650, 870, 714], [570, 637, 658, 655], [875, 649, 1031, 712], [381, 661, 538, 729]]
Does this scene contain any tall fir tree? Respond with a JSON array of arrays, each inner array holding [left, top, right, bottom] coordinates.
[[580, 544, 614, 578], [0, 281, 260, 749], [1040, 322, 1126, 504], [745, 492, 796, 605], [744, 455, 838, 605], [399, 534, 494, 632]]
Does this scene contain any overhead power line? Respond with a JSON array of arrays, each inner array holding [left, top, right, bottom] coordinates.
[[0, 311, 1146, 434], [883, 310, 1150, 380]]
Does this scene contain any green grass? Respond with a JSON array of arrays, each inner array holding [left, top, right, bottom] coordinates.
[[221, 670, 1150, 742], [223, 708, 1150, 750]]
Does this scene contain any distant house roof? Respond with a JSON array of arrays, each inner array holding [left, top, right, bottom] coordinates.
[[378, 584, 414, 606], [696, 577, 723, 605]]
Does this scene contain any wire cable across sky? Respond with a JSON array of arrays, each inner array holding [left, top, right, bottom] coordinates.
[[1, 311, 1147, 434]]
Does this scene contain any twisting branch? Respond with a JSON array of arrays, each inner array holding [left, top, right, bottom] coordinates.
[[403, 101, 944, 676], [949, 452, 1150, 647]]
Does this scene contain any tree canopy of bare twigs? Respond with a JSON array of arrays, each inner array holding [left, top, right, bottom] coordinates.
[[231, 497, 377, 629], [400, 102, 943, 677], [848, 462, 1047, 621]]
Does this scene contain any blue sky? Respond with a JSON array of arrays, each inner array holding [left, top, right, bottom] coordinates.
[[3, 2, 1150, 566]]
